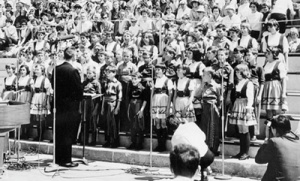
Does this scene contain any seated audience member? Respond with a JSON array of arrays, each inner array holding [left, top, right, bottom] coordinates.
[[169, 144, 200, 180], [287, 27, 300, 53], [255, 115, 300, 181], [171, 120, 214, 181]]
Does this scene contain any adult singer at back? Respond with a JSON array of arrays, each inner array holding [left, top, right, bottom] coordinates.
[[51, 47, 83, 167]]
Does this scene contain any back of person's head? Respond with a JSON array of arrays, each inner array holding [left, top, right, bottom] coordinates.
[[170, 144, 200, 178], [64, 47, 75, 60], [270, 115, 293, 136]]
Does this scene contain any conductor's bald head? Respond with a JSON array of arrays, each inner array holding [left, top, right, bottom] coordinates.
[[64, 47, 75, 61]]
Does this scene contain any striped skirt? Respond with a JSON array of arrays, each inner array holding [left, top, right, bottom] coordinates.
[[261, 80, 283, 110]]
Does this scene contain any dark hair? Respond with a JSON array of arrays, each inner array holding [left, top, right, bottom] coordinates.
[[6, 10, 13, 16], [5, 18, 13, 24], [176, 64, 190, 76], [19, 64, 30, 75], [244, 48, 258, 56], [186, 45, 202, 61], [207, 46, 218, 55], [270, 115, 293, 136], [233, 46, 246, 54], [141, 31, 155, 46], [170, 144, 200, 178], [211, 6, 221, 14], [266, 19, 279, 31], [64, 47, 74, 60], [215, 24, 226, 31], [249, 2, 259, 9], [5, 63, 16, 71]]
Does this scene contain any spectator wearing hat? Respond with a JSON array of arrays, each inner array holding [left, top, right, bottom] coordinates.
[[76, 11, 92, 33], [137, 8, 153, 33], [190, 0, 201, 21], [208, 6, 223, 32], [128, 16, 140, 38], [176, 0, 191, 20], [4, 18, 18, 45], [255, 115, 300, 181], [222, 5, 241, 29], [237, 0, 251, 22], [246, 2, 263, 40], [113, 9, 131, 37], [99, 12, 114, 33], [287, 27, 300, 53]]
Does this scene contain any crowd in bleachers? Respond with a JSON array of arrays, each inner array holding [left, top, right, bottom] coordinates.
[[0, 0, 296, 161]]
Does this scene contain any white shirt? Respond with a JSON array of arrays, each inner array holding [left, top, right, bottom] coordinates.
[[176, 6, 191, 20], [137, 17, 153, 33], [0, 15, 6, 28], [238, 2, 251, 21], [175, 77, 195, 91], [18, 75, 33, 87], [155, 75, 174, 90], [272, 0, 294, 15], [239, 35, 258, 50], [4, 74, 16, 86], [262, 32, 289, 53], [264, 60, 287, 79], [246, 11, 263, 32], [171, 122, 208, 157], [33, 75, 52, 94], [222, 14, 241, 29]]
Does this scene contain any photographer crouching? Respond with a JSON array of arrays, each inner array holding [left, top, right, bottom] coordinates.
[[255, 115, 300, 181]]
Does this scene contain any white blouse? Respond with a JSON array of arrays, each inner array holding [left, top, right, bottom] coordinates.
[[235, 78, 254, 108]]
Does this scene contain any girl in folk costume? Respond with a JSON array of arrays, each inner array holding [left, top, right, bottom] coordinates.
[[262, 47, 287, 139], [152, 63, 174, 152], [1, 64, 17, 101], [173, 64, 196, 123], [17, 65, 33, 103], [30, 64, 52, 141], [195, 67, 222, 155], [229, 64, 257, 160], [183, 45, 206, 125], [138, 31, 159, 63]]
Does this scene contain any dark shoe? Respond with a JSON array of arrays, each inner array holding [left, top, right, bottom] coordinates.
[[231, 153, 242, 159], [110, 142, 119, 148], [239, 154, 250, 160], [60, 162, 79, 168], [135, 144, 143, 151], [201, 175, 209, 181], [127, 143, 136, 150], [102, 141, 111, 148]]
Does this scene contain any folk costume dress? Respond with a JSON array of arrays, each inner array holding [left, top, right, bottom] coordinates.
[[30, 75, 51, 116], [2, 74, 17, 101], [17, 75, 33, 103], [229, 79, 257, 133], [199, 80, 222, 154], [174, 77, 196, 123], [152, 75, 174, 124], [262, 60, 287, 111]]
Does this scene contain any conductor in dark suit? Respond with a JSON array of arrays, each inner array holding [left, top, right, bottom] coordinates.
[[255, 115, 300, 181], [51, 47, 83, 167]]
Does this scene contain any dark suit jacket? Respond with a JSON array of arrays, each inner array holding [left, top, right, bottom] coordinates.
[[51, 61, 83, 113], [255, 134, 300, 181]]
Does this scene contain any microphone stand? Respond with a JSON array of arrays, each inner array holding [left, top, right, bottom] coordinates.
[[215, 61, 231, 180]]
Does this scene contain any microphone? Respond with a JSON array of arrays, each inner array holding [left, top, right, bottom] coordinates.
[[56, 35, 75, 41]]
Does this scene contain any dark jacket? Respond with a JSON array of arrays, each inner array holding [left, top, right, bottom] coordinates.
[[51, 61, 83, 113], [255, 134, 300, 181]]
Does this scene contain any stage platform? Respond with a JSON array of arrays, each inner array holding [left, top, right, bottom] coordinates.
[[11, 139, 266, 179]]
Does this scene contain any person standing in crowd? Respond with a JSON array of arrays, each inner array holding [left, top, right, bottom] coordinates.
[[246, 2, 263, 41], [222, 5, 241, 30], [212, 24, 232, 50], [195, 67, 222, 156], [127, 72, 149, 150], [30, 64, 52, 141], [152, 63, 173, 152], [101, 65, 122, 148], [229, 64, 257, 160], [262, 47, 287, 140], [81, 65, 101, 146], [173, 64, 196, 123], [244, 48, 265, 141], [239, 23, 258, 50], [268, 0, 295, 34], [261, 19, 289, 69], [1, 64, 17, 101], [255, 115, 300, 181], [17, 64, 33, 104]]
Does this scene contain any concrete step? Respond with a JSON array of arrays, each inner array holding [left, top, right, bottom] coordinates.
[[12, 139, 267, 179], [287, 91, 300, 115]]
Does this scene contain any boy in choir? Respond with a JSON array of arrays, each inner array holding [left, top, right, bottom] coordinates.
[[127, 72, 149, 150], [101, 65, 122, 148]]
